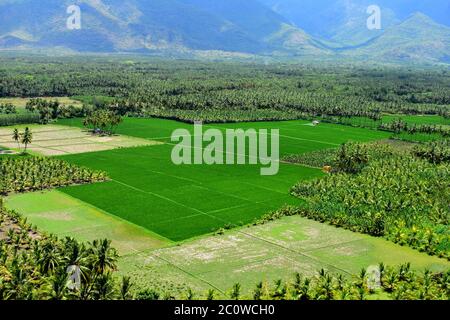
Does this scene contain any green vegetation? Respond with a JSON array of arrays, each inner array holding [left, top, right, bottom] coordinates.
[[25, 98, 87, 124], [59, 145, 315, 241], [244, 263, 450, 300], [0, 114, 40, 127], [0, 157, 107, 195], [5, 190, 171, 255], [282, 142, 395, 171], [0, 103, 16, 115], [0, 58, 449, 301], [0, 97, 84, 127], [7, 192, 449, 295], [383, 115, 450, 126], [1, 58, 449, 124], [143, 107, 306, 124], [333, 142, 371, 174], [12, 127, 33, 154], [83, 110, 122, 135], [0, 203, 127, 300], [291, 144, 450, 259], [282, 148, 337, 168], [413, 140, 450, 164]]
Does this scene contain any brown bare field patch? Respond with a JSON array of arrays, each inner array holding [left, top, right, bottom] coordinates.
[[0, 97, 82, 109]]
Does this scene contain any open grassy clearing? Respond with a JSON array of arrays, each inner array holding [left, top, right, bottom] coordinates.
[[119, 215, 450, 296], [0, 124, 162, 156], [52, 118, 391, 241], [394, 132, 446, 143]]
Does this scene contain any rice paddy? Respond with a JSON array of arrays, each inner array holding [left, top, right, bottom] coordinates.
[[336, 114, 450, 130], [0, 124, 161, 156], [51, 118, 390, 241]]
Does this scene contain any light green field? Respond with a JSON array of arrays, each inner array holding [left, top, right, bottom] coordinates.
[[330, 114, 450, 131], [59, 117, 392, 155], [383, 114, 450, 126], [5, 190, 170, 254]]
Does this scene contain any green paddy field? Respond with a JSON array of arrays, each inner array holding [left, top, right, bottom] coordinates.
[[49, 118, 390, 241], [4, 117, 391, 242]]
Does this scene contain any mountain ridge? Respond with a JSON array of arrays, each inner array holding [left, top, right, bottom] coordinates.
[[0, 0, 449, 64], [346, 12, 450, 63]]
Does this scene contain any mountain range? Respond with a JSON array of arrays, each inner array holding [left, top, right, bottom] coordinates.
[[0, 0, 449, 64]]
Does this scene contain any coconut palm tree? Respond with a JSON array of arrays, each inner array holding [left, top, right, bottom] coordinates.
[[253, 282, 264, 300], [49, 268, 69, 300], [12, 128, 21, 151], [21, 127, 33, 154], [206, 289, 216, 300], [88, 239, 118, 275], [93, 272, 116, 300], [230, 283, 241, 300], [185, 288, 195, 300], [120, 276, 133, 300]]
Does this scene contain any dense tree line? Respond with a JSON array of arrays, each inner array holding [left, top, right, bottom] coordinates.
[[0, 57, 448, 124], [0, 103, 16, 115], [379, 119, 450, 137], [25, 98, 89, 124], [0, 157, 108, 195], [413, 140, 450, 164]]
